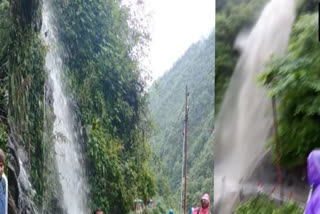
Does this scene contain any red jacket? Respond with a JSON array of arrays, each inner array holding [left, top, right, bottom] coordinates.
[[192, 193, 211, 214]]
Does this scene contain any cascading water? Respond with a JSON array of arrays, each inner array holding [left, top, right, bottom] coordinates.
[[41, 1, 90, 213], [214, 0, 297, 212], [8, 134, 40, 214]]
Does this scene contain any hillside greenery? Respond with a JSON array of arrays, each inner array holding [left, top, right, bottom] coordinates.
[[8, 0, 158, 213], [149, 30, 214, 212], [0, 0, 9, 158], [50, 0, 157, 212], [259, 11, 320, 168], [0, 0, 9, 175], [9, 0, 46, 206]]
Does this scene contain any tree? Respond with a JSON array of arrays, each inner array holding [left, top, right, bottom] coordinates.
[[259, 14, 320, 168]]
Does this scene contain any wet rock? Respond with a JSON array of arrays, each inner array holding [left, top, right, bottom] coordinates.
[[8, 141, 20, 214]]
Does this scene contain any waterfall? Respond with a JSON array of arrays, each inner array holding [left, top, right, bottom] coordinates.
[[214, 0, 297, 213], [9, 135, 40, 214], [41, 1, 90, 213]]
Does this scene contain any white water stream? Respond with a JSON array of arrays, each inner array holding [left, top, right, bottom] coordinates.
[[41, 1, 90, 213], [214, 0, 297, 213]]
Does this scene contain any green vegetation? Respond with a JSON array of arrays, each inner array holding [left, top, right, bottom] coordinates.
[[50, 0, 157, 212], [0, 0, 8, 147], [259, 12, 320, 168], [9, 0, 46, 205], [149, 31, 214, 212], [0, 0, 9, 174], [8, 0, 158, 213], [235, 195, 303, 214]]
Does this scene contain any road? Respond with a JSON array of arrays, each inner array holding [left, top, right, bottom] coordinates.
[[214, 173, 309, 213]]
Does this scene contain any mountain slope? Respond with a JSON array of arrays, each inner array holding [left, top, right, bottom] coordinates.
[[149, 30, 214, 211]]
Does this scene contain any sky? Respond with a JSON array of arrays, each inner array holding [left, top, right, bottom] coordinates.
[[145, 0, 215, 82]]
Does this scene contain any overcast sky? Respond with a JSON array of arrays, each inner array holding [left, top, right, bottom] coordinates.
[[144, 0, 215, 82]]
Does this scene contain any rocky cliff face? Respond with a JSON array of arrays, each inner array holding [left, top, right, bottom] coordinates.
[[8, 141, 19, 214], [8, 1, 43, 213]]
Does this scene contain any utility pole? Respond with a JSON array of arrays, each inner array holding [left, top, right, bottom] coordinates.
[[184, 85, 189, 214], [180, 128, 185, 214], [272, 97, 283, 201]]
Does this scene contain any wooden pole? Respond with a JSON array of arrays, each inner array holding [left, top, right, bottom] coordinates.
[[272, 97, 283, 201], [184, 86, 189, 214]]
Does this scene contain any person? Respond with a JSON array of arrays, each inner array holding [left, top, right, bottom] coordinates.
[[0, 149, 5, 214], [192, 193, 211, 214], [305, 150, 320, 214], [93, 208, 103, 214], [189, 207, 194, 214], [169, 209, 173, 214]]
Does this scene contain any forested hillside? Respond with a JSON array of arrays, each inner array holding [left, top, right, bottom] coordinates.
[[149, 30, 214, 212]]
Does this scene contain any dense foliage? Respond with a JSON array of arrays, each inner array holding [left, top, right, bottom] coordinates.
[[235, 195, 303, 214], [7, 0, 157, 213], [259, 13, 320, 168], [149, 31, 214, 212], [9, 0, 46, 206], [0, 0, 9, 155], [50, 0, 156, 213]]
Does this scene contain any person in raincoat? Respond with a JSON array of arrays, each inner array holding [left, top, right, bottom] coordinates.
[[192, 193, 211, 214], [304, 150, 320, 214], [168, 209, 173, 214], [189, 207, 194, 214], [93, 208, 103, 214]]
